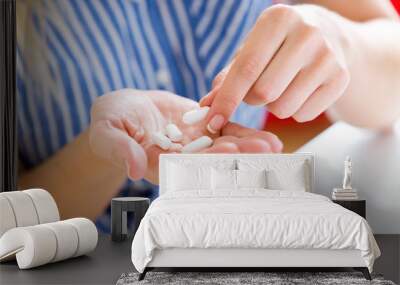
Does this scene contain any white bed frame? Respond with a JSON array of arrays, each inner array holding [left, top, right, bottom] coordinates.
[[140, 154, 370, 280]]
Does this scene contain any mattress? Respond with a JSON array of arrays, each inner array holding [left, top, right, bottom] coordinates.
[[131, 190, 380, 273]]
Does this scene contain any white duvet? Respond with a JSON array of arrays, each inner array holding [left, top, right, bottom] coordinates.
[[131, 190, 380, 273]]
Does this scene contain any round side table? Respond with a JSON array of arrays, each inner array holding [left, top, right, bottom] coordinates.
[[111, 197, 150, 242]]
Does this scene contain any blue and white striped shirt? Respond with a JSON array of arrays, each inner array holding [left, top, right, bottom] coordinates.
[[17, 0, 273, 231]]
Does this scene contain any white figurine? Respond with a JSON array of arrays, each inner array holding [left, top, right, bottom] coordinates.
[[342, 156, 352, 190]]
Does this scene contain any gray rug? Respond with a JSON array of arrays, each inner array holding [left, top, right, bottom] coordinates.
[[117, 272, 396, 285]]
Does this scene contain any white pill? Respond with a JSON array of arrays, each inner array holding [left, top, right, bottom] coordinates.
[[151, 132, 171, 150], [165, 123, 183, 142], [182, 106, 210, 125], [182, 136, 213, 153]]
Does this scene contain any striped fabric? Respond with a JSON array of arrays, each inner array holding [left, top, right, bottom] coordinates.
[[17, 0, 272, 232]]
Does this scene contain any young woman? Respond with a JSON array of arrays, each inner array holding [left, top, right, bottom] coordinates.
[[17, 0, 400, 232]]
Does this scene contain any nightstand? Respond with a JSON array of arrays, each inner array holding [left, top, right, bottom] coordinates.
[[332, 199, 366, 219], [111, 197, 150, 242]]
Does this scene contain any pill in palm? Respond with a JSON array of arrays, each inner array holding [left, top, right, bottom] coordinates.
[[165, 123, 183, 142], [182, 106, 210, 125], [151, 132, 171, 150], [181, 136, 213, 153]]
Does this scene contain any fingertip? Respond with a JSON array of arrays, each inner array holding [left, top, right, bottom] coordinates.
[[134, 127, 145, 143], [269, 134, 284, 153], [206, 114, 225, 134], [126, 144, 147, 180], [199, 95, 211, 107], [274, 139, 284, 153], [115, 136, 147, 180], [206, 93, 239, 133], [199, 86, 219, 107]]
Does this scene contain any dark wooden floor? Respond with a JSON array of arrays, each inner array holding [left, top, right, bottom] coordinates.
[[374, 234, 400, 284], [0, 234, 398, 284]]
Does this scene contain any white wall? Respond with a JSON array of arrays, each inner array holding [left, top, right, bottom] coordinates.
[[298, 122, 400, 234]]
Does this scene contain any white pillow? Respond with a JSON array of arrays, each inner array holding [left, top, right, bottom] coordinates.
[[267, 163, 307, 191], [236, 169, 267, 189], [167, 163, 211, 191], [212, 168, 237, 190]]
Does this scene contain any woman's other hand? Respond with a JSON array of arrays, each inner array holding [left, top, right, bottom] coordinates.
[[201, 4, 351, 133], [89, 89, 282, 184]]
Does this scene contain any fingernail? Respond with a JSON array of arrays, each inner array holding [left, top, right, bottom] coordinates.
[[207, 114, 225, 134]]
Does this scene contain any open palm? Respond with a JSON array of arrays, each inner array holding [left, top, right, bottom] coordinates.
[[90, 89, 282, 183]]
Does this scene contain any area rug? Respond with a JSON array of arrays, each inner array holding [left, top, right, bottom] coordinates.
[[116, 271, 395, 285]]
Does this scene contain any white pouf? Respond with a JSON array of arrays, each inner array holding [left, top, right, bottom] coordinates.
[[0, 196, 17, 237], [64, 218, 98, 257], [24, 189, 60, 223], [0, 218, 98, 269], [0, 225, 57, 269], [42, 221, 79, 262], [0, 192, 39, 227]]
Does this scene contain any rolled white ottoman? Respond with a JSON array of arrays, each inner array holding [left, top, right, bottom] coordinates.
[[0, 196, 17, 237], [0, 189, 60, 239], [0, 225, 57, 269], [64, 218, 98, 257], [42, 221, 79, 262], [24, 189, 59, 224], [0, 191, 39, 227], [0, 218, 98, 269]]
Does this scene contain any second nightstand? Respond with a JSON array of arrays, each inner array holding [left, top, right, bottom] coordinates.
[[332, 199, 366, 219]]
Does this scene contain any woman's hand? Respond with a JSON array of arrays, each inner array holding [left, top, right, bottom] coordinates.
[[89, 89, 282, 183], [201, 4, 350, 133]]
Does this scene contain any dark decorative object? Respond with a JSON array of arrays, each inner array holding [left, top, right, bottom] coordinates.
[[333, 199, 366, 219], [0, 0, 17, 193], [111, 197, 150, 242]]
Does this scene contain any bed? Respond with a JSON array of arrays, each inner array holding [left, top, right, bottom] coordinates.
[[131, 153, 380, 281]]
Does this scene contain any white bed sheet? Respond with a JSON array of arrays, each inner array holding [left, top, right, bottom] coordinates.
[[131, 190, 380, 273]]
